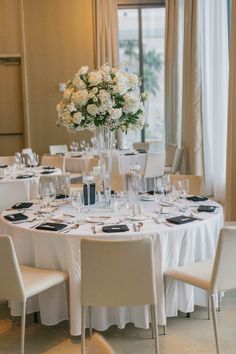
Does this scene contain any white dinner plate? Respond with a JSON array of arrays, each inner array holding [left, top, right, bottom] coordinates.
[[86, 216, 111, 223]]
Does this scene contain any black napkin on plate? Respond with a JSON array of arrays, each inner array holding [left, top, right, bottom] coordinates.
[[197, 205, 216, 212], [16, 175, 33, 179], [187, 196, 208, 202], [166, 215, 197, 225], [56, 194, 69, 199], [42, 166, 56, 170], [136, 149, 147, 153], [102, 224, 129, 233], [0, 165, 8, 168], [35, 222, 67, 231], [124, 153, 136, 156], [70, 155, 82, 158], [40, 171, 54, 175], [4, 213, 28, 222], [12, 202, 33, 209]]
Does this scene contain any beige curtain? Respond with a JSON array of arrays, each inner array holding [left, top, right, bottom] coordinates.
[[182, 0, 204, 175], [92, 0, 119, 68], [165, 0, 184, 148], [225, 0, 236, 220]]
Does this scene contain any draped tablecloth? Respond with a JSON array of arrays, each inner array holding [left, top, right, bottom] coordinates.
[[0, 200, 223, 336]]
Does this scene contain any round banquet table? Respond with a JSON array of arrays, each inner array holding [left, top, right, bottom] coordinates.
[[0, 166, 61, 200], [0, 197, 223, 336]]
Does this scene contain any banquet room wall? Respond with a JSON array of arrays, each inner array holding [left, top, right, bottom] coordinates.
[[0, 0, 94, 156]]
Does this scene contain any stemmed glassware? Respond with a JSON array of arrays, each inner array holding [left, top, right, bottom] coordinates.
[[71, 191, 83, 222], [59, 175, 70, 198]]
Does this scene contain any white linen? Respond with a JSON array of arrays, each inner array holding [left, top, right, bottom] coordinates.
[[65, 155, 93, 174], [0, 199, 223, 336]]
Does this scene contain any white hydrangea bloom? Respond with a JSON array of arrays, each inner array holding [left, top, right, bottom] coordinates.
[[88, 71, 103, 85], [123, 93, 140, 114], [72, 90, 89, 107], [68, 103, 77, 113]]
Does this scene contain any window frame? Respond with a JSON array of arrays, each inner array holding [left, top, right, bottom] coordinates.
[[118, 1, 165, 143]]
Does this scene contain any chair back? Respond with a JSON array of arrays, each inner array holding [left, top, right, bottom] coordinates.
[[165, 144, 177, 166], [171, 147, 184, 174], [144, 152, 165, 178], [169, 174, 204, 195], [0, 235, 25, 301], [49, 145, 68, 155], [0, 181, 29, 212], [111, 174, 127, 191], [41, 155, 65, 172], [86, 333, 115, 354], [211, 227, 236, 293], [111, 154, 121, 174], [88, 158, 100, 173], [81, 237, 156, 307], [133, 142, 150, 151], [0, 156, 15, 165]]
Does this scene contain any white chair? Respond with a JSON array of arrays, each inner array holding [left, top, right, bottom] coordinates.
[[133, 142, 150, 151], [0, 181, 29, 212], [165, 226, 236, 354], [164, 144, 177, 172], [0, 235, 68, 354], [143, 152, 165, 179], [41, 155, 65, 172], [22, 148, 33, 159], [86, 333, 115, 354], [166, 146, 184, 174], [80, 238, 160, 354], [0, 155, 15, 165], [169, 174, 204, 195], [49, 144, 68, 155]]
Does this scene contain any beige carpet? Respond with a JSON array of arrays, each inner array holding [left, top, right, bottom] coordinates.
[[1, 290, 236, 354]]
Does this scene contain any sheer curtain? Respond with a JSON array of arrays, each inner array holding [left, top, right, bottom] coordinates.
[[165, 0, 228, 202], [225, 0, 236, 220]]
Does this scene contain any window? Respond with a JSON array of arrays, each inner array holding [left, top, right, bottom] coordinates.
[[118, 1, 165, 148]]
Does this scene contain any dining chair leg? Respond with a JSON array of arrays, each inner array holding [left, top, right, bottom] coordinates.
[[88, 306, 92, 337], [208, 294, 211, 320], [21, 301, 26, 354], [152, 304, 160, 354], [217, 293, 221, 311], [65, 281, 71, 330], [211, 294, 220, 354], [81, 306, 86, 354], [150, 305, 155, 339]]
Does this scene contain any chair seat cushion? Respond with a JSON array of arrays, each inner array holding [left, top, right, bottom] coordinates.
[[20, 265, 68, 298], [165, 259, 213, 291]]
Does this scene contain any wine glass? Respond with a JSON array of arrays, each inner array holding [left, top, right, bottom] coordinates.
[[71, 191, 83, 222], [59, 175, 70, 198], [161, 174, 170, 192], [182, 179, 190, 199]]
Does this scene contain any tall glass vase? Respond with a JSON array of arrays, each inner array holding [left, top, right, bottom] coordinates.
[[96, 126, 113, 207]]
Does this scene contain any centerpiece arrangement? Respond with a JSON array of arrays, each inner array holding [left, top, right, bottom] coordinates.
[[56, 63, 147, 205]]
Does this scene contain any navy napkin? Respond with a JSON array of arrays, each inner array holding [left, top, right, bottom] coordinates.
[[0, 165, 8, 168], [40, 171, 54, 175], [4, 213, 28, 222], [12, 202, 33, 209], [16, 175, 33, 179], [166, 215, 197, 225], [187, 196, 208, 202], [197, 205, 216, 212], [102, 224, 129, 233], [56, 194, 69, 199], [35, 222, 67, 231], [42, 166, 56, 170]]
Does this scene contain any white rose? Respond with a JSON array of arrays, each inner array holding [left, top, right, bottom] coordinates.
[[92, 87, 98, 94], [72, 90, 89, 107], [73, 112, 83, 124], [68, 103, 77, 112], [123, 93, 140, 114], [87, 104, 99, 116], [113, 82, 127, 95], [77, 65, 89, 76], [88, 71, 103, 85], [109, 108, 122, 120]]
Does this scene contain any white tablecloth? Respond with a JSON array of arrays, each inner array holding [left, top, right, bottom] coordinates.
[[65, 155, 93, 173], [0, 199, 223, 336]]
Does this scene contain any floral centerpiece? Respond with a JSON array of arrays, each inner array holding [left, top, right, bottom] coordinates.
[[56, 63, 147, 133]]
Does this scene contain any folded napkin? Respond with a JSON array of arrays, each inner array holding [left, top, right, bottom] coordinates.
[[187, 196, 208, 202], [16, 175, 33, 179], [40, 171, 54, 175], [102, 224, 129, 233], [4, 213, 28, 222], [136, 149, 147, 153], [12, 202, 33, 209], [42, 166, 56, 170], [56, 194, 69, 199], [35, 222, 67, 231], [124, 153, 136, 156], [197, 205, 216, 212], [0, 165, 8, 168], [166, 215, 197, 225], [70, 155, 82, 158]]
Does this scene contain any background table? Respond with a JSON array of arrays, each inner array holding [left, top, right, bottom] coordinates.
[[0, 199, 223, 336]]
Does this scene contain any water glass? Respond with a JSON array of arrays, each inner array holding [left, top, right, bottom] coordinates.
[[71, 191, 83, 221]]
